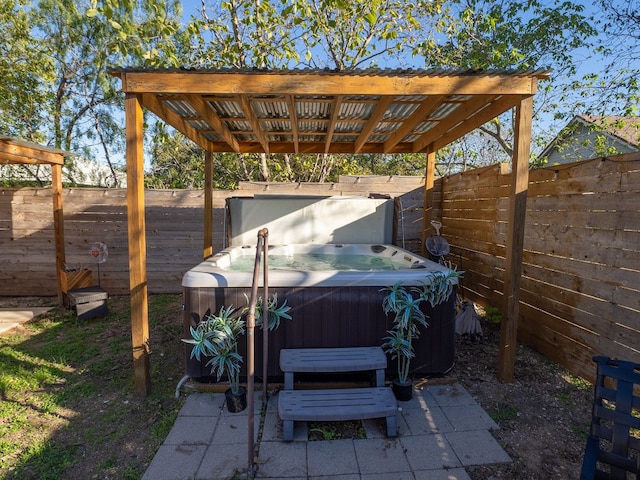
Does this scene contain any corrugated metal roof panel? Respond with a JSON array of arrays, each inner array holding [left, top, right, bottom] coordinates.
[[164, 99, 198, 117], [340, 102, 375, 119], [335, 121, 364, 134], [385, 102, 419, 120], [297, 101, 331, 119], [262, 120, 291, 132], [413, 121, 437, 134], [298, 121, 326, 133], [252, 100, 289, 119], [209, 100, 243, 118], [225, 120, 252, 132], [375, 122, 400, 133], [430, 102, 460, 119]]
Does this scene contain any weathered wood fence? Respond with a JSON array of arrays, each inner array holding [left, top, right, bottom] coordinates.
[[440, 153, 640, 380], [0, 176, 427, 296], [1, 153, 639, 381]]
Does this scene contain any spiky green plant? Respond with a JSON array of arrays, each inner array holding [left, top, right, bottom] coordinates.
[[381, 269, 462, 385], [183, 296, 292, 395]]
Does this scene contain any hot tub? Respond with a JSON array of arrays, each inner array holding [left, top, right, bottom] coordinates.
[[183, 244, 457, 381]]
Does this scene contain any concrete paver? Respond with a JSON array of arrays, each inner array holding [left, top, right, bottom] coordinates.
[[144, 383, 510, 479], [0, 307, 53, 335]]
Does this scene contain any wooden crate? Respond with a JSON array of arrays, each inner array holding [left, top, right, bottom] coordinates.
[[60, 269, 93, 293]]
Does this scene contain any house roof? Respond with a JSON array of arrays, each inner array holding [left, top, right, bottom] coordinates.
[[538, 115, 640, 161], [578, 115, 640, 147], [0, 136, 70, 165], [112, 68, 549, 155]]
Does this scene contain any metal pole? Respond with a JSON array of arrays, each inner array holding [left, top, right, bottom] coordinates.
[[262, 230, 269, 399], [246, 229, 266, 478]]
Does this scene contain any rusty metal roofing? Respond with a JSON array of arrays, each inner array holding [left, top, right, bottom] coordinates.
[[112, 68, 550, 155]]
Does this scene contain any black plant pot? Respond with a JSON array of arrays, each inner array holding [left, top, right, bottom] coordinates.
[[225, 387, 247, 413], [392, 378, 413, 401]]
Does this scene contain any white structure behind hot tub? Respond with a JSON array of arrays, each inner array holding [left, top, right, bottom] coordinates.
[[227, 196, 394, 246]]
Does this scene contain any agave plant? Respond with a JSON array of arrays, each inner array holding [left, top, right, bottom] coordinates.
[[183, 296, 293, 395], [381, 269, 462, 386], [244, 293, 292, 331], [183, 305, 245, 395]]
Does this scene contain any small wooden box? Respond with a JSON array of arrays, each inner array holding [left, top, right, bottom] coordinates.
[[67, 286, 109, 321]]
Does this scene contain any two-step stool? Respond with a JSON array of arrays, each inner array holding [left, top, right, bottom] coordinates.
[[66, 286, 109, 321], [278, 346, 398, 441]]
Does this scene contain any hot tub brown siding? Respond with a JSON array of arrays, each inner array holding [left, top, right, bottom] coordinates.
[[183, 285, 456, 381]]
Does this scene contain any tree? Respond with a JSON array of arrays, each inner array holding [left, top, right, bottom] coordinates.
[[0, 0, 188, 186], [588, 0, 639, 118], [412, 0, 598, 167]]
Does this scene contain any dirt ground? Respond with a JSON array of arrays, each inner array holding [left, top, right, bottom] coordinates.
[[454, 315, 593, 479], [0, 295, 593, 479]]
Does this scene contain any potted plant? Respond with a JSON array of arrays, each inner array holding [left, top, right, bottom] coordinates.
[[183, 295, 291, 412], [381, 269, 461, 401]]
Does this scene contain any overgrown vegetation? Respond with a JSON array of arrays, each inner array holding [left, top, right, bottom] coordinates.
[[0, 295, 185, 479]]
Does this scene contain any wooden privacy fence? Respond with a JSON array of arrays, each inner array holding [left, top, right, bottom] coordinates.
[[0, 176, 427, 296], [1, 154, 638, 381], [441, 152, 640, 381]]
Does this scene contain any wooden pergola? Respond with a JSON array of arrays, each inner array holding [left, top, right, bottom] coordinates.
[[0, 136, 70, 303], [113, 68, 549, 395]]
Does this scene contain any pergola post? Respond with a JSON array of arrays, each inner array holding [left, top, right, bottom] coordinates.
[[497, 96, 533, 383], [421, 146, 436, 258], [125, 93, 151, 396], [52, 163, 66, 304], [204, 151, 214, 259]]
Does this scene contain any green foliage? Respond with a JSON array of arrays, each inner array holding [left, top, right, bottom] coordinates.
[[491, 403, 518, 424], [483, 306, 502, 325], [381, 270, 462, 384], [3, 0, 633, 183], [250, 294, 292, 331], [1, 0, 189, 186]]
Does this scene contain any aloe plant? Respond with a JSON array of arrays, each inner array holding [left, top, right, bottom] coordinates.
[[244, 293, 292, 331], [381, 270, 462, 386], [183, 295, 292, 395]]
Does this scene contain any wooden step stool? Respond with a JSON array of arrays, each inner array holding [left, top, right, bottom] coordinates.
[[278, 387, 398, 441], [279, 346, 387, 389]]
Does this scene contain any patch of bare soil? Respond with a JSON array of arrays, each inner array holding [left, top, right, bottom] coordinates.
[[452, 318, 593, 479]]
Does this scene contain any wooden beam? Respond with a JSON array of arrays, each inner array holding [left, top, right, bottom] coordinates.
[[497, 96, 533, 383], [125, 93, 151, 396], [0, 147, 65, 165], [412, 95, 498, 152], [432, 96, 521, 151], [140, 93, 215, 152], [384, 95, 446, 152], [286, 95, 300, 154], [354, 96, 394, 153], [52, 163, 65, 304], [237, 95, 270, 154], [324, 95, 343, 154], [204, 151, 213, 259], [421, 147, 436, 258], [119, 71, 543, 96], [185, 94, 241, 153]]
